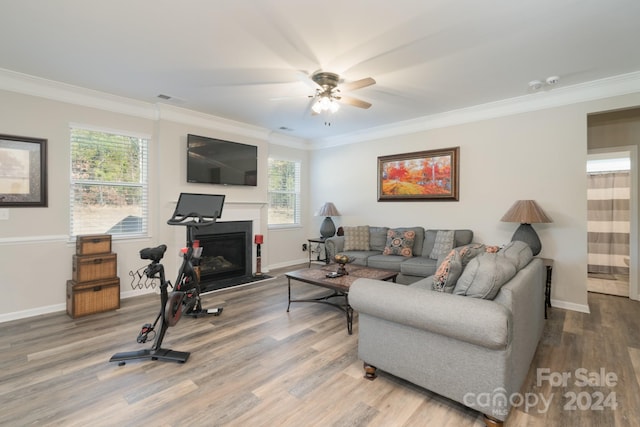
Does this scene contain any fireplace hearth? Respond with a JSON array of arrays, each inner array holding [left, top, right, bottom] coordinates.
[[192, 220, 253, 293]]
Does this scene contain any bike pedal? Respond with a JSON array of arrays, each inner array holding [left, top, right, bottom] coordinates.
[[136, 323, 153, 343]]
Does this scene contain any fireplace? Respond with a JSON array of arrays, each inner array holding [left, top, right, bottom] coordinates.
[[192, 220, 253, 293]]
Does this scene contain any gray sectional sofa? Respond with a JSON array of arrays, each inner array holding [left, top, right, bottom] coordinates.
[[325, 226, 474, 283], [349, 241, 545, 427]]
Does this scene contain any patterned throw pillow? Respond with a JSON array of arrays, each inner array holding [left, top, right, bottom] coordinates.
[[343, 226, 370, 251], [433, 250, 463, 292], [429, 230, 455, 260], [383, 229, 415, 257], [433, 243, 486, 292]]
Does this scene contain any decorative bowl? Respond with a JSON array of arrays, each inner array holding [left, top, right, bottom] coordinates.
[[334, 254, 354, 275]]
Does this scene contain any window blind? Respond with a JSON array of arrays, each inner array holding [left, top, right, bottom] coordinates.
[[70, 127, 149, 237]]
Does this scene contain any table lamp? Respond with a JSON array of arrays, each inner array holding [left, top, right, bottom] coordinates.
[[317, 202, 340, 238], [500, 200, 552, 256]]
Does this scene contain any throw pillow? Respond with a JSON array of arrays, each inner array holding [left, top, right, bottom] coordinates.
[[429, 230, 455, 260], [369, 227, 390, 251], [383, 228, 416, 257], [499, 241, 533, 270], [453, 253, 517, 299], [343, 226, 370, 251], [433, 250, 464, 293], [433, 243, 485, 292]]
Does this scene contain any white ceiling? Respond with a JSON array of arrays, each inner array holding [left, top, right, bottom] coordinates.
[[1, 0, 639, 143]]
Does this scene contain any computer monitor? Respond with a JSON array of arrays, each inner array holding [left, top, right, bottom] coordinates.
[[170, 193, 225, 221]]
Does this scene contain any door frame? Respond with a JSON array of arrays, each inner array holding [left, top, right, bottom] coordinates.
[[588, 145, 638, 301]]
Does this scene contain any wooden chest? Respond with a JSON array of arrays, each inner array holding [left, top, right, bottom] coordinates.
[[72, 253, 117, 283], [76, 234, 112, 255], [66, 278, 120, 318]]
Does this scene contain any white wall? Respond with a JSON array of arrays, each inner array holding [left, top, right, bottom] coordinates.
[[309, 93, 640, 312], [267, 142, 311, 269]]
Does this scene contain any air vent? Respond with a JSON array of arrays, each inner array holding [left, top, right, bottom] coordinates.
[[157, 94, 172, 100]]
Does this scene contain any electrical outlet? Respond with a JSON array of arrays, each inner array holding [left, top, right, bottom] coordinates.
[[302, 243, 308, 251]]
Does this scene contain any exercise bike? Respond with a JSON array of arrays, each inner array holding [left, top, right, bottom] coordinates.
[[110, 193, 225, 365]]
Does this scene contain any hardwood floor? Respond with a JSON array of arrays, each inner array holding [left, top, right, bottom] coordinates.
[[1, 264, 639, 426], [588, 273, 630, 297]]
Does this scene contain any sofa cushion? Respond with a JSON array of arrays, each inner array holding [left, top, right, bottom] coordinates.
[[343, 225, 370, 251], [367, 254, 405, 271], [400, 256, 438, 277], [383, 228, 416, 257], [429, 230, 455, 260], [369, 226, 390, 251], [499, 240, 533, 270], [454, 253, 517, 299], [337, 250, 380, 266], [432, 250, 464, 293]]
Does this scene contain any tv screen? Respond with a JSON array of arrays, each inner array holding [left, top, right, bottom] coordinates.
[[187, 134, 257, 186]]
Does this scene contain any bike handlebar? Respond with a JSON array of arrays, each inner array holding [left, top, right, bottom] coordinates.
[[166, 212, 218, 227]]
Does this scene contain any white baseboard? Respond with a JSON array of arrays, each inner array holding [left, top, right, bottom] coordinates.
[[267, 258, 308, 270], [0, 303, 66, 323], [550, 299, 591, 314]]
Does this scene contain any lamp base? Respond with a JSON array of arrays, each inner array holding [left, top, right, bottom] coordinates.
[[320, 217, 336, 238], [511, 223, 542, 256]]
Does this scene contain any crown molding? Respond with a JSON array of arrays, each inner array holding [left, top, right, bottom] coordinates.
[[0, 67, 311, 146], [2, 67, 638, 150], [0, 68, 156, 119], [314, 71, 640, 149], [155, 103, 270, 141]]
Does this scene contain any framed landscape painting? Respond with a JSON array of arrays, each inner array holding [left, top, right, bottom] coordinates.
[[0, 134, 48, 207], [378, 147, 459, 201]]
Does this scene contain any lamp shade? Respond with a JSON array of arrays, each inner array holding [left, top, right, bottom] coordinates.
[[500, 200, 551, 224], [317, 202, 340, 217]]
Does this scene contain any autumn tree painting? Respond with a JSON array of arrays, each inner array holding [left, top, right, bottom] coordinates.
[[378, 147, 459, 201]]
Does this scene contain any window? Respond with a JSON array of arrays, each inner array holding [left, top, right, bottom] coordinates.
[[268, 158, 301, 227], [70, 126, 149, 237]]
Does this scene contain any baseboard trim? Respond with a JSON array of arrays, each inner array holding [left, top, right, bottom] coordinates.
[[550, 299, 591, 314]]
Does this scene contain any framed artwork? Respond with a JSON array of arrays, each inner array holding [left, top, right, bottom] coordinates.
[[378, 146, 459, 201], [0, 134, 48, 207]]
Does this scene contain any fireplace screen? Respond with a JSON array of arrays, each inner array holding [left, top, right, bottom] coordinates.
[[198, 232, 246, 281]]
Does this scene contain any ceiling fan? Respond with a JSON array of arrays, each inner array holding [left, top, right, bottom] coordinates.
[[305, 71, 376, 115]]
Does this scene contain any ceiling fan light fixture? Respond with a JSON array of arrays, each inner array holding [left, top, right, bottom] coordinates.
[[312, 94, 339, 114]]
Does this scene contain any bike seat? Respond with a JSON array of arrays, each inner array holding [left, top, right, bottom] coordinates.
[[140, 244, 167, 262]]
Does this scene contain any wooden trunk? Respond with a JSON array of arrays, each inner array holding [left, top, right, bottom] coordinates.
[[72, 253, 117, 282], [66, 278, 120, 318], [76, 234, 112, 255]]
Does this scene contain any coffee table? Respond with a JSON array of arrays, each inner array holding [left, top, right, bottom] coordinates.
[[286, 264, 398, 334]]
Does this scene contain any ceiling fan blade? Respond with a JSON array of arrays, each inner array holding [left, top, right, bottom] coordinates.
[[340, 77, 376, 92], [339, 95, 372, 109]]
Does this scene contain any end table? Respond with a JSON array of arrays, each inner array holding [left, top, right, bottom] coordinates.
[[539, 258, 553, 319], [308, 237, 329, 267]]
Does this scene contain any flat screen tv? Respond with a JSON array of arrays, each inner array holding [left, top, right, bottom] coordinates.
[[187, 134, 257, 186]]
